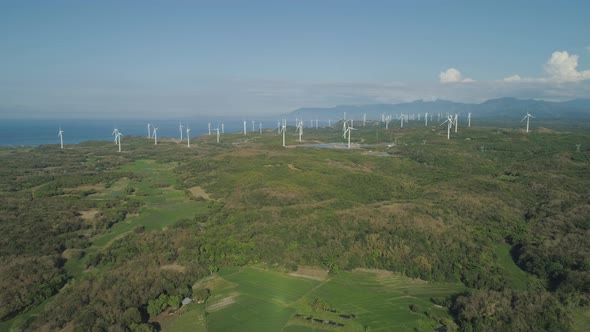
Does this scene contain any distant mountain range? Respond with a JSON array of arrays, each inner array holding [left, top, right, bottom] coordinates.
[[289, 98, 590, 120]]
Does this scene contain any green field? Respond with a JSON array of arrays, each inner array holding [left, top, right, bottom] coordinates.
[[165, 266, 465, 332]]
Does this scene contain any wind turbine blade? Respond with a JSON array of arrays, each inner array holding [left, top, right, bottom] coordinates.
[[520, 116, 527, 122]]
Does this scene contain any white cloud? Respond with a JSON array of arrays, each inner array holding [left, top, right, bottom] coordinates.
[[503, 74, 522, 82], [544, 51, 590, 82], [439, 68, 475, 83]]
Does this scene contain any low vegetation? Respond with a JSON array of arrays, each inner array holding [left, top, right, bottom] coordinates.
[[0, 120, 588, 331]]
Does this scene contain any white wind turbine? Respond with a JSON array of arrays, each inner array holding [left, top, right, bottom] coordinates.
[[468, 113, 472, 127], [115, 131, 122, 152], [179, 122, 183, 141], [441, 115, 454, 140], [153, 127, 158, 145], [521, 113, 535, 133], [400, 114, 405, 128], [343, 120, 356, 148], [58, 127, 64, 149], [454, 114, 458, 133], [281, 123, 287, 147], [186, 125, 191, 147], [425, 113, 428, 126], [277, 120, 281, 134], [243, 120, 247, 135], [363, 113, 367, 126], [112, 127, 119, 144], [221, 123, 225, 134], [296, 120, 303, 142], [259, 122, 262, 134], [214, 127, 220, 143], [147, 124, 151, 138], [208, 122, 211, 135]]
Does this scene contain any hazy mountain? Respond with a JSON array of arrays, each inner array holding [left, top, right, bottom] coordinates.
[[290, 98, 590, 120]]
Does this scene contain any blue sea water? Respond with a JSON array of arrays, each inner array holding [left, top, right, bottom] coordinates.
[[0, 117, 282, 147]]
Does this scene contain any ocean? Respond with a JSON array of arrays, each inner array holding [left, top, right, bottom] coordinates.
[[0, 117, 285, 147]]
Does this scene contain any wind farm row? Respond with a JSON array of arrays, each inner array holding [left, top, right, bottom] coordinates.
[[54, 112, 536, 151]]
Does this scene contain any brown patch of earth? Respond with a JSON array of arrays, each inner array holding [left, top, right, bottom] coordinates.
[[189, 186, 212, 200], [287, 163, 301, 171], [161, 264, 186, 273], [79, 209, 99, 221], [207, 292, 238, 312], [289, 266, 329, 281], [65, 184, 104, 192]]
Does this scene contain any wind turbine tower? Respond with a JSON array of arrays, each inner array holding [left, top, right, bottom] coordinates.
[[281, 124, 286, 147], [186, 125, 191, 147], [343, 120, 356, 148], [296, 120, 303, 142], [454, 114, 458, 133], [58, 127, 64, 149], [116, 132, 122, 152], [363, 113, 366, 127], [468, 113, 472, 127], [179, 122, 183, 141], [425, 113, 428, 126], [243, 120, 247, 135], [147, 124, 151, 138], [520, 113, 534, 133], [153, 127, 158, 145], [441, 115, 454, 140], [214, 128, 220, 143], [208, 122, 211, 135], [112, 128, 119, 144]]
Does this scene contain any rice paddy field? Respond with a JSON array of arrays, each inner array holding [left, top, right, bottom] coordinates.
[[158, 266, 465, 332]]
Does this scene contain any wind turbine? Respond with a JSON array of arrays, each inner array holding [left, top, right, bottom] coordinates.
[[221, 123, 225, 134], [281, 123, 286, 147], [58, 127, 64, 149], [208, 122, 211, 135], [116, 131, 122, 152], [454, 114, 458, 133], [296, 120, 303, 142], [112, 127, 119, 144], [259, 122, 262, 134], [441, 115, 454, 140], [400, 114, 405, 128], [186, 125, 191, 147], [243, 120, 247, 135], [179, 122, 183, 141], [363, 113, 367, 127], [214, 127, 220, 143], [147, 124, 151, 138], [425, 113, 428, 126], [153, 127, 158, 145], [343, 120, 356, 148], [521, 113, 534, 133], [252, 120, 255, 132], [277, 120, 281, 134], [468, 113, 472, 127]]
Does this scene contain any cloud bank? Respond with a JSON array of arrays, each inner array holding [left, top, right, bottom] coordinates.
[[503, 50, 590, 83]]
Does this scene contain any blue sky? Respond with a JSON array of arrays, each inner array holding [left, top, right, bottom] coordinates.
[[1, 0, 589, 117]]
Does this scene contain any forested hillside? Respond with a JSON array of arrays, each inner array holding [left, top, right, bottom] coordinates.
[[0, 122, 588, 331]]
